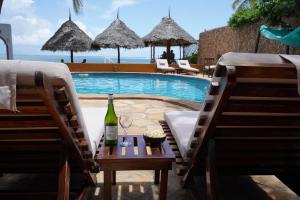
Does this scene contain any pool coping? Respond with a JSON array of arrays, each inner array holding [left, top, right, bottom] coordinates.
[[72, 71, 212, 81], [79, 94, 202, 111]]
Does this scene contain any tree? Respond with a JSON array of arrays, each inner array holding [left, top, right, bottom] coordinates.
[[229, 0, 300, 28]]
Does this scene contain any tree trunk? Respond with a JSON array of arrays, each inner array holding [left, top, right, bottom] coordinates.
[[254, 30, 261, 53]]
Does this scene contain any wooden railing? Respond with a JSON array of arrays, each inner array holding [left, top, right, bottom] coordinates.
[[66, 63, 203, 73]]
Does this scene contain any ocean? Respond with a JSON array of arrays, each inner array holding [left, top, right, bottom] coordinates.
[[0, 54, 150, 64]]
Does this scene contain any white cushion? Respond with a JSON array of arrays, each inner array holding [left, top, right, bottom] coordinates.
[[0, 65, 17, 111], [164, 111, 200, 159], [156, 59, 175, 71], [81, 107, 107, 156], [176, 60, 199, 72], [0, 60, 95, 156]]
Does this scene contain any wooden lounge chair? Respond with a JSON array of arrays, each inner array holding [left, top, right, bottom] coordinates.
[[156, 59, 175, 73], [176, 60, 199, 74], [160, 52, 300, 199], [0, 60, 106, 199], [203, 57, 215, 77]]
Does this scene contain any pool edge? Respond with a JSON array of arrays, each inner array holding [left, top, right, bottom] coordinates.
[[79, 94, 201, 111]]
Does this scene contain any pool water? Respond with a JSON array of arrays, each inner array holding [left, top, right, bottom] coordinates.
[[72, 73, 210, 103]]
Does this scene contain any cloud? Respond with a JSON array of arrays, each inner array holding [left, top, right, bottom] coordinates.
[[1, 0, 34, 15], [102, 0, 138, 19], [0, 0, 53, 46]]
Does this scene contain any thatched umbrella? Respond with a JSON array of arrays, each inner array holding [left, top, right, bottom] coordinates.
[[41, 13, 93, 63], [93, 12, 144, 63], [143, 13, 197, 63]]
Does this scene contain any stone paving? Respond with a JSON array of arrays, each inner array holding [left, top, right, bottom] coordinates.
[[79, 99, 300, 200], [80, 99, 189, 135]]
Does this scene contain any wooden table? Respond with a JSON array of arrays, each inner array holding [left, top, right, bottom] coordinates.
[[96, 135, 175, 200]]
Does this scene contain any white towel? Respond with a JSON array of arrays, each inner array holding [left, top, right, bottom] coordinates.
[[279, 54, 300, 95], [0, 68, 17, 111]]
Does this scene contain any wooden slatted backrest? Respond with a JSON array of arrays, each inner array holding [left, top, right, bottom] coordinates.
[[0, 72, 99, 173], [184, 59, 300, 178], [214, 63, 300, 173]]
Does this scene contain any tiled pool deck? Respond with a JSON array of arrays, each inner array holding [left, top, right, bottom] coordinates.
[[80, 99, 300, 200]]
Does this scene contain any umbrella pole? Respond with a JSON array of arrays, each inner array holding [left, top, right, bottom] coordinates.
[[150, 46, 152, 62], [117, 46, 120, 64], [286, 45, 290, 54], [70, 50, 74, 63], [179, 46, 182, 59], [166, 43, 171, 64]]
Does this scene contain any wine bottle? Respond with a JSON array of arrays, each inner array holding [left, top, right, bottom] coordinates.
[[104, 94, 118, 145]]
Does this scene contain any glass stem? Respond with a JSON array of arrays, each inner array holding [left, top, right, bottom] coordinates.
[[124, 128, 128, 137]]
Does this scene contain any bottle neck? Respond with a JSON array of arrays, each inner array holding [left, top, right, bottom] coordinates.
[[108, 98, 113, 104], [107, 103, 115, 111], [108, 94, 114, 104]]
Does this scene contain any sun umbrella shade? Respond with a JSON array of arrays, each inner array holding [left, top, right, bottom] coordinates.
[[260, 24, 300, 47], [143, 16, 197, 47], [93, 18, 144, 63], [93, 18, 144, 49], [41, 19, 93, 62]]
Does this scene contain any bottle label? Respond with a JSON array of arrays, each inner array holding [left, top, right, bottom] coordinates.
[[105, 125, 117, 140]]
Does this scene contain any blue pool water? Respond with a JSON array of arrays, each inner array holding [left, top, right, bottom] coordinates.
[[72, 73, 210, 103]]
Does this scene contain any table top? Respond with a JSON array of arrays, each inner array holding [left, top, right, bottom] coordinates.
[[95, 135, 175, 162]]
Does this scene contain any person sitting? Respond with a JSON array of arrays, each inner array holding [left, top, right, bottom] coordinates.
[[170, 50, 175, 64], [82, 59, 87, 63], [160, 51, 167, 59]]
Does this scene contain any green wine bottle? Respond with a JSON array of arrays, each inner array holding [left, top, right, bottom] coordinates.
[[104, 94, 118, 145]]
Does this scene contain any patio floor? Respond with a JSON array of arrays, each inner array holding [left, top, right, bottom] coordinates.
[[80, 99, 300, 200]]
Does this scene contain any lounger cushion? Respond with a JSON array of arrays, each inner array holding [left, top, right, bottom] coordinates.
[[180, 66, 199, 72], [156, 59, 175, 71], [81, 107, 107, 156], [176, 60, 199, 72], [0, 66, 17, 111], [164, 111, 200, 159], [0, 60, 95, 156]]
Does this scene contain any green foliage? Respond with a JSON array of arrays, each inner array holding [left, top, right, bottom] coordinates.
[[185, 53, 198, 64], [228, 0, 300, 28], [228, 5, 261, 28]]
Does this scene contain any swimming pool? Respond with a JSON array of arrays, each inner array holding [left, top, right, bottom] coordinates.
[[72, 73, 210, 103]]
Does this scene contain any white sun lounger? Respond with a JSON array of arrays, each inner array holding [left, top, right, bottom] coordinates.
[[156, 59, 175, 73], [164, 110, 200, 159], [176, 60, 199, 73]]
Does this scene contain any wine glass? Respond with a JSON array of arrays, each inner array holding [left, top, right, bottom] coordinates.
[[119, 113, 133, 147]]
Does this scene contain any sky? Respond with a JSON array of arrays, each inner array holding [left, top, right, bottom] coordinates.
[[0, 0, 235, 58]]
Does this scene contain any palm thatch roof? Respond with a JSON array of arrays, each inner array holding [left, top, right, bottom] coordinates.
[[143, 16, 197, 46], [93, 18, 144, 49], [41, 19, 93, 52]]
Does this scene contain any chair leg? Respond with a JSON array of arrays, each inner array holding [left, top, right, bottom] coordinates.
[[57, 153, 70, 200], [112, 171, 116, 185], [154, 170, 160, 185], [206, 139, 217, 200]]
